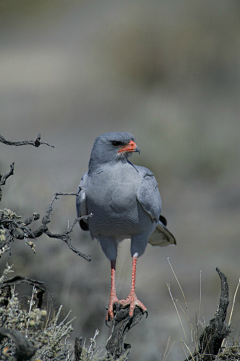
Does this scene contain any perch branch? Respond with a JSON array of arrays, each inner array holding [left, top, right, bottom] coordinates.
[[106, 304, 145, 360]]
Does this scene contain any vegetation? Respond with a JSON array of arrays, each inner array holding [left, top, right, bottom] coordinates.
[[0, 135, 239, 360]]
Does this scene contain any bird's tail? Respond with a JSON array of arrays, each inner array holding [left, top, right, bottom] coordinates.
[[148, 218, 176, 247]]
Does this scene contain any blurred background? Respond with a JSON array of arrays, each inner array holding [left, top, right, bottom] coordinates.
[[0, 0, 240, 360]]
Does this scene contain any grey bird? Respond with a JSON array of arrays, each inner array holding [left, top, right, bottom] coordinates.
[[76, 132, 176, 321]]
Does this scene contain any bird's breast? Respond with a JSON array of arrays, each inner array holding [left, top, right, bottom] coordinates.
[[87, 178, 138, 217], [86, 168, 151, 236]]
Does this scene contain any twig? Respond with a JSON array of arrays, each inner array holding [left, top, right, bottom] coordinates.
[[0, 162, 15, 186], [0, 163, 15, 202], [0, 133, 54, 148]]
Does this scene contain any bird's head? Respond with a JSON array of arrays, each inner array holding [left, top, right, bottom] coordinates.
[[88, 132, 140, 171]]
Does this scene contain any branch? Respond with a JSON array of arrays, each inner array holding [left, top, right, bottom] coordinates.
[[198, 268, 230, 359], [0, 193, 92, 262], [106, 304, 145, 360], [186, 268, 231, 361], [0, 132, 54, 201], [0, 133, 54, 148]]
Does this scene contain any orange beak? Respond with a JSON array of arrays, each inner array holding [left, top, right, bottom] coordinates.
[[118, 140, 140, 154]]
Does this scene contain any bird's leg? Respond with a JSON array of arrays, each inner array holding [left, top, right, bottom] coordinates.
[[120, 253, 147, 317], [106, 259, 120, 321]]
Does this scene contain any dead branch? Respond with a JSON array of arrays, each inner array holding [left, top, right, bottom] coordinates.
[[105, 304, 145, 360], [186, 268, 231, 361], [198, 268, 230, 360], [0, 133, 54, 148], [0, 193, 92, 262], [0, 134, 91, 261]]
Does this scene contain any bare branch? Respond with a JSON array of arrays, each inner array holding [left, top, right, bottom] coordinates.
[[0, 133, 54, 148], [0, 132, 53, 201], [0, 193, 92, 262], [185, 268, 231, 361]]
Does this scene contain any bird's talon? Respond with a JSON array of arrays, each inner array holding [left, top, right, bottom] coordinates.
[[145, 310, 148, 318], [127, 315, 133, 324], [105, 319, 110, 328], [113, 301, 120, 314]]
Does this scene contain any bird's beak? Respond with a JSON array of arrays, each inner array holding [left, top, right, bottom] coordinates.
[[118, 140, 140, 154]]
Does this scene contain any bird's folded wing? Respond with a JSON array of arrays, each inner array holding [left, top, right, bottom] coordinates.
[[136, 170, 162, 222], [148, 221, 176, 247], [76, 174, 87, 216], [76, 173, 89, 230]]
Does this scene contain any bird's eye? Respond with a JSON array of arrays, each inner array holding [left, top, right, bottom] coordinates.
[[111, 141, 123, 146]]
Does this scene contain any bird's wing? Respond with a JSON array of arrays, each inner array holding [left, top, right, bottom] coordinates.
[[76, 172, 89, 231], [148, 220, 176, 247], [136, 166, 176, 247], [136, 168, 162, 222]]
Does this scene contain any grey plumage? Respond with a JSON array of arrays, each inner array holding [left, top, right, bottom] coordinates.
[[76, 132, 176, 261]]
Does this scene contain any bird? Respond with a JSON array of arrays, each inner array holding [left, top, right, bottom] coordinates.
[[76, 132, 176, 321]]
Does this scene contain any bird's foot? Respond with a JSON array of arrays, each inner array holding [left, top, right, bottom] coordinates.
[[106, 295, 120, 322], [119, 291, 147, 317]]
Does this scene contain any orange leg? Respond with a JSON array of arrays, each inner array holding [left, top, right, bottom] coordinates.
[[106, 259, 120, 321], [120, 253, 147, 317]]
